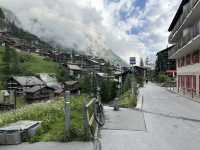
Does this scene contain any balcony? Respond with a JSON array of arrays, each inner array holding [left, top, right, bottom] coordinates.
[[169, 0, 200, 43], [169, 21, 200, 59]]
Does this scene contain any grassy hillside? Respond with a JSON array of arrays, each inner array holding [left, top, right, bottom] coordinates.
[[0, 46, 61, 88], [21, 53, 60, 74], [0, 46, 59, 74], [0, 47, 4, 88]]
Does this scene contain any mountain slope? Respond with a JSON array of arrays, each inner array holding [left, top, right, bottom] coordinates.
[[0, 7, 127, 66]]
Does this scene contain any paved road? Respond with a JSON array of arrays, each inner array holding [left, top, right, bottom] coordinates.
[[101, 83, 200, 150]]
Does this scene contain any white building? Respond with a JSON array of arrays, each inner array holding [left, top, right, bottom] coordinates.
[[168, 0, 200, 99]]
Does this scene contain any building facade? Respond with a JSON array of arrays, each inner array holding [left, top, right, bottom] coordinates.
[[168, 0, 200, 98], [156, 46, 176, 77]]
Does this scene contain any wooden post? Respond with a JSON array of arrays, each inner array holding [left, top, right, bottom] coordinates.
[[14, 90, 16, 110], [64, 91, 71, 142], [83, 99, 90, 140]]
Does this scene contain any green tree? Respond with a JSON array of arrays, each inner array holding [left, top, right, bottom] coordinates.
[[100, 78, 116, 103], [140, 58, 144, 67], [2, 45, 12, 76], [79, 74, 92, 94], [0, 8, 5, 19], [2, 46, 23, 82]]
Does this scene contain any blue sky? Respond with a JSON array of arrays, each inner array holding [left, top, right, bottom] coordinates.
[[0, 0, 181, 64]]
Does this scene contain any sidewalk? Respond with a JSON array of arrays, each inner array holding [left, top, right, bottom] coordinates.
[[0, 142, 93, 150]]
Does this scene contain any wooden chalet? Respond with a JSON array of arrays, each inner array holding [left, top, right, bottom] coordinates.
[[37, 73, 64, 96], [24, 85, 54, 101], [7, 76, 44, 95], [65, 64, 82, 79], [64, 81, 80, 95]]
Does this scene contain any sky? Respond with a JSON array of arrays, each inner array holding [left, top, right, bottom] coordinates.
[[0, 0, 181, 64]]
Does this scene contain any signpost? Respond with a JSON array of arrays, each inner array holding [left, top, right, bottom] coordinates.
[[130, 57, 136, 65], [64, 91, 71, 141], [130, 57, 136, 95]]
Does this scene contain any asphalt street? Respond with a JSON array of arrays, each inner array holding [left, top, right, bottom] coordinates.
[[101, 83, 200, 150]]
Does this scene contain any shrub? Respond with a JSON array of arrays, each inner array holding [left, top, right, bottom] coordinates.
[[119, 91, 137, 108], [100, 78, 117, 103], [79, 74, 92, 94], [158, 73, 169, 83]]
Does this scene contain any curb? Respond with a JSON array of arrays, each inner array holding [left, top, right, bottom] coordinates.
[[136, 95, 144, 111]]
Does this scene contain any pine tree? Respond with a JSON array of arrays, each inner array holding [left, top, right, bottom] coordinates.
[[2, 44, 12, 76], [140, 58, 144, 67], [0, 8, 5, 19]]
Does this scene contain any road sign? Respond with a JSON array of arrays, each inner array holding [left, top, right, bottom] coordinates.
[[130, 57, 136, 65]]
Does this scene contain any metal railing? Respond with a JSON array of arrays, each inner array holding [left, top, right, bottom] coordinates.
[[171, 22, 200, 56], [170, 0, 200, 40]]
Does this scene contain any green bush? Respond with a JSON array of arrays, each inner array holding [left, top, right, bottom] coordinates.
[[119, 91, 137, 108], [79, 74, 92, 94], [158, 73, 169, 83], [122, 74, 138, 97], [100, 78, 117, 103]]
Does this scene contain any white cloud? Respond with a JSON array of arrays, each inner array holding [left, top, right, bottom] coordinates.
[[0, 0, 180, 64]]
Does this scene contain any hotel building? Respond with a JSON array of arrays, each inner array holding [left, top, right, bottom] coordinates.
[[168, 0, 200, 99]]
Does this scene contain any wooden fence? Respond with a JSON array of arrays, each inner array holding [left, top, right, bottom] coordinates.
[[83, 98, 99, 139]]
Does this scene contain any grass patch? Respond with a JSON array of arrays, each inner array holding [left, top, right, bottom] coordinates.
[[21, 53, 60, 74], [0, 46, 60, 75], [16, 96, 27, 109], [119, 91, 137, 108], [0, 95, 90, 142]]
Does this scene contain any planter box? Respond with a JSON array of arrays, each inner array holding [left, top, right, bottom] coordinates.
[[0, 120, 41, 145], [0, 131, 21, 145]]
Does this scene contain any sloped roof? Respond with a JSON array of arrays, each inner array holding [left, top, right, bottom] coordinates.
[[156, 45, 175, 56], [38, 73, 63, 92], [67, 64, 82, 71], [168, 0, 189, 31], [24, 85, 46, 93], [12, 76, 44, 86], [88, 59, 100, 64], [65, 81, 78, 86]]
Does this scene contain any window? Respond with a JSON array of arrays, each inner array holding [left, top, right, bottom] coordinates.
[[199, 76, 200, 95], [183, 28, 189, 37], [193, 76, 196, 92], [181, 75, 185, 88], [178, 76, 181, 89], [181, 57, 185, 66], [186, 75, 192, 91], [186, 54, 191, 65], [177, 59, 181, 67], [192, 51, 199, 64]]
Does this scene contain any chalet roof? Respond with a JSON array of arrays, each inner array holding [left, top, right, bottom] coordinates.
[[97, 72, 114, 78], [12, 76, 44, 86], [156, 45, 175, 56], [168, 0, 189, 31], [88, 59, 100, 64], [24, 85, 46, 93], [67, 64, 82, 71], [134, 66, 150, 70], [38, 73, 63, 92], [65, 81, 78, 86], [114, 71, 123, 76]]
